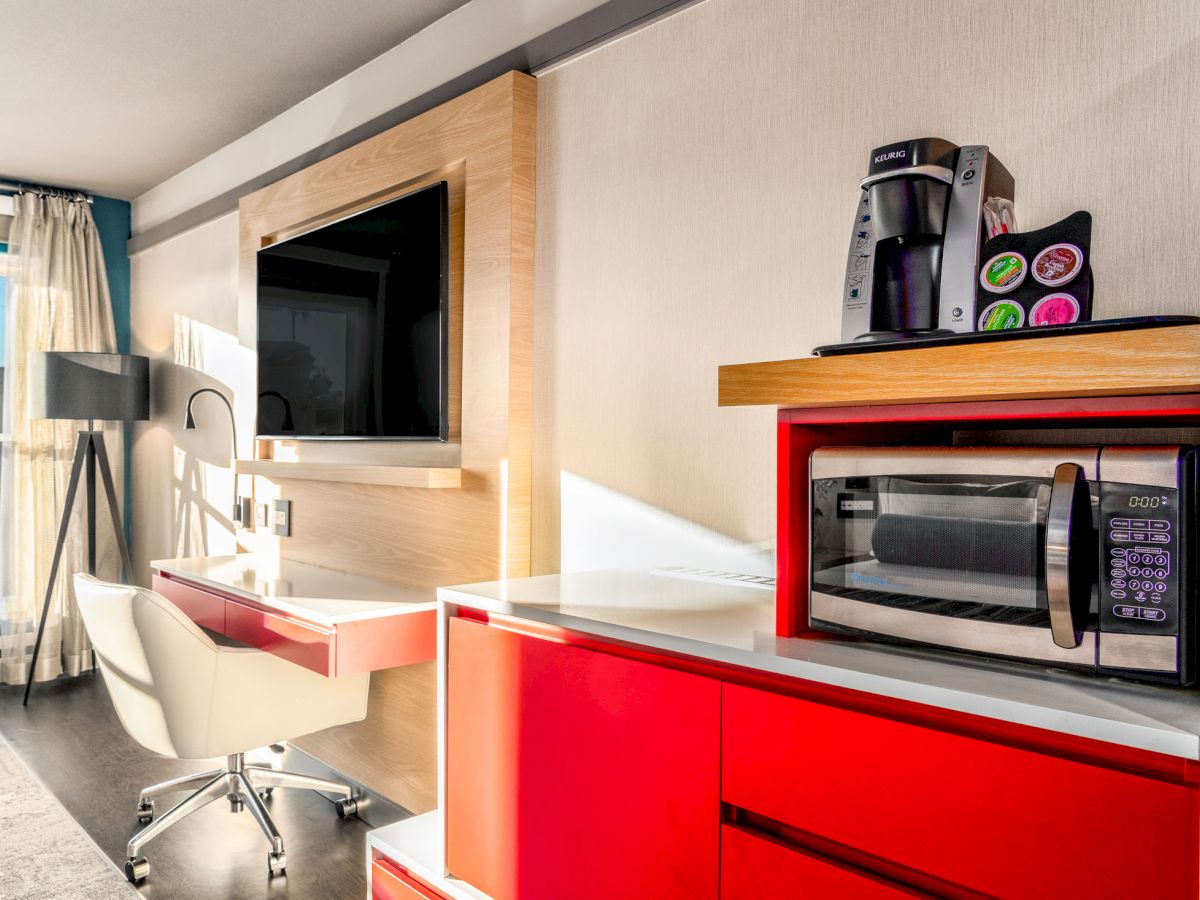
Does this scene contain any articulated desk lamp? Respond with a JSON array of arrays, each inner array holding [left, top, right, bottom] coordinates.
[[182, 389, 294, 526], [23, 352, 149, 705], [183, 387, 240, 523]]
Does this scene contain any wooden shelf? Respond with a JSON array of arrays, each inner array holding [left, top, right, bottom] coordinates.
[[236, 460, 462, 488], [719, 325, 1200, 410]]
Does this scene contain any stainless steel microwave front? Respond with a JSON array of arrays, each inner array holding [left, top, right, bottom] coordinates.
[[806, 445, 1191, 683]]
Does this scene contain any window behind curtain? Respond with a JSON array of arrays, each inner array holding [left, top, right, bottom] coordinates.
[[0, 241, 7, 426], [0, 242, 7, 426]]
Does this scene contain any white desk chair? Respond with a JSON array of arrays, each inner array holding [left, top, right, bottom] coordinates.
[[73, 574, 370, 884]]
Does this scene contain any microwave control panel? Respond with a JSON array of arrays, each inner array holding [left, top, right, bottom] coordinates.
[[1100, 483, 1179, 637]]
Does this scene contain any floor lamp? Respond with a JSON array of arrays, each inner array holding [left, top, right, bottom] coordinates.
[[23, 351, 150, 705]]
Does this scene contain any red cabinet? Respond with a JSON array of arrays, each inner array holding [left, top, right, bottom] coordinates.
[[722, 683, 1200, 899], [371, 857, 447, 899], [720, 825, 917, 899], [445, 617, 721, 900], [442, 614, 1200, 900]]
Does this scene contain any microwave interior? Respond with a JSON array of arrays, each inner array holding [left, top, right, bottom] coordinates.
[[810, 472, 1099, 631]]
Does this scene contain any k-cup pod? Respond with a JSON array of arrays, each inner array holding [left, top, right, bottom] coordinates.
[[978, 299, 1025, 331], [1030, 292, 1081, 326], [979, 252, 1027, 294], [1032, 242, 1083, 287]]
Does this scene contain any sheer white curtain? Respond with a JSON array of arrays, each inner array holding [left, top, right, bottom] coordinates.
[[0, 192, 122, 685]]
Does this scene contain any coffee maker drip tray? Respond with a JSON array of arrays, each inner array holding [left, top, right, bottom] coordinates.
[[812, 316, 1200, 358]]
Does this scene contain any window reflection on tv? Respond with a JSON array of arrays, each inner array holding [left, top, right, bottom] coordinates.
[[256, 181, 448, 440]]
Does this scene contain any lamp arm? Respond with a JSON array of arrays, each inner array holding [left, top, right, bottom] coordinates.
[[185, 387, 240, 523]]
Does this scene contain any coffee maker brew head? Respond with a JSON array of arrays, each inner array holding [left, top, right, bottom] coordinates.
[[840, 137, 1014, 344]]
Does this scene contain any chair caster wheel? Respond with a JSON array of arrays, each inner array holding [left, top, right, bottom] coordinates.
[[267, 850, 287, 877], [229, 795, 244, 813], [136, 799, 154, 824], [257, 786, 274, 800], [125, 856, 149, 883], [335, 797, 358, 819]]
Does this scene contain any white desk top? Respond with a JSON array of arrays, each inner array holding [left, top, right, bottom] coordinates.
[[438, 568, 1200, 761], [152, 555, 436, 627]]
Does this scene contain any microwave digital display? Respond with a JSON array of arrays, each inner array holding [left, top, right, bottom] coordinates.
[[1128, 495, 1166, 509]]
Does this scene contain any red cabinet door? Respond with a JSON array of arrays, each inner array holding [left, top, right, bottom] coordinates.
[[723, 683, 1200, 899], [371, 857, 448, 900], [446, 617, 721, 900], [721, 825, 918, 899]]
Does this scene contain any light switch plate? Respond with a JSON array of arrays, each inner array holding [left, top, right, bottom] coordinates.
[[272, 499, 291, 537], [255, 503, 270, 530]]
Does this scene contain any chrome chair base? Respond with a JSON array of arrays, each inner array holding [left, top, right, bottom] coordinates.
[[124, 751, 358, 883]]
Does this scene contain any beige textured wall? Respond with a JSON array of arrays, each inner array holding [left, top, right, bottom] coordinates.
[[533, 0, 1200, 574]]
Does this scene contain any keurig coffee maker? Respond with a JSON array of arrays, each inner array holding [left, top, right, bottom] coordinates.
[[840, 137, 1014, 343]]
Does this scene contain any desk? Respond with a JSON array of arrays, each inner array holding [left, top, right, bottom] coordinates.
[[151, 555, 436, 677]]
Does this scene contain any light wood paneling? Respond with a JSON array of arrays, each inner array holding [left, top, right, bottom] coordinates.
[[719, 326, 1200, 409], [234, 460, 462, 489], [305, 662, 438, 815], [238, 71, 535, 813]]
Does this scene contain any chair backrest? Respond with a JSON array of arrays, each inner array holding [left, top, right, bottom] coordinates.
[[73, 574, 223, 760]]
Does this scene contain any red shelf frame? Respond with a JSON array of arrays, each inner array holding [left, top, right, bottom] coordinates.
[[776, 392, 1200, 637]]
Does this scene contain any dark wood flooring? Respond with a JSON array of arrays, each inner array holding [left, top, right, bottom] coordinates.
[[0, 674, 370, 900]]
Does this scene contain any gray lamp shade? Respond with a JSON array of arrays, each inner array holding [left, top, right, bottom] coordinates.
[[27, 352, 150, 421]]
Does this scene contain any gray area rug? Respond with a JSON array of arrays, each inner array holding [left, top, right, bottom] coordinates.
[[0, 729, 138, 899]]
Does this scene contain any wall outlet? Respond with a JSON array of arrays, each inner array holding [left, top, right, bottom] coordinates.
[[272, 499, 292, 537], [255, 503, 270, 530]]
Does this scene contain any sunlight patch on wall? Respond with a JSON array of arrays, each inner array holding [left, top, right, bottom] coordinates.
[[560, 471, 773, 577]]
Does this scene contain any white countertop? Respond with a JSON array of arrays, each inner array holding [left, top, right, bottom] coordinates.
[[438, 568, 1200, 761], [152, 555, 436, 626]]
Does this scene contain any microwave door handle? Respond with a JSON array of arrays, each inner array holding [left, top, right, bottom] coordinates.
[[1046, 462, 1083, 649]]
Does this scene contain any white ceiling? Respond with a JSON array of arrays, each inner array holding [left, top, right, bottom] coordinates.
[[0, 0, 473, 200]]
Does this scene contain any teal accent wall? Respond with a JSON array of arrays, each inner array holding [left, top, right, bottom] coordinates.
[[91, 195, 132, 353], [89, 196, 135, 548]]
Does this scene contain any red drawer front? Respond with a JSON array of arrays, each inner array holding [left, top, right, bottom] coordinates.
[[152, 574, 224, 632], [722, 683, 1200, 899], [371, 857, 447, 900], [721, 825, 916, 899], [224, 599, 335, 676], [336, 609, 437, 675]]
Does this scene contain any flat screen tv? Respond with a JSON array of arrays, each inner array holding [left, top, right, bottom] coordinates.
[[256, 181, 448, 440]]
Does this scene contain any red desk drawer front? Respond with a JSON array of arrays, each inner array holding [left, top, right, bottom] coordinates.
[[721, 825, 916, 899], [152, 574, 224, 632], [371, 858, 447, 900], [446, 616, 721, 900], [224, 599, 335, 676], [722, 683, 1199, 899], [336, 609, 437, 676]]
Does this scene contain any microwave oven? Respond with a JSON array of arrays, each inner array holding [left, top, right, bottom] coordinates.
[[809, 446, 1195, 684]]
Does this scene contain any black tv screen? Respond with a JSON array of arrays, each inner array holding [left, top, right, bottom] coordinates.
[[256, 181, 448, 439]]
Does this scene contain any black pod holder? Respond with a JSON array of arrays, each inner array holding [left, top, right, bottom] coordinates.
[[975, 210, 1093, 330]]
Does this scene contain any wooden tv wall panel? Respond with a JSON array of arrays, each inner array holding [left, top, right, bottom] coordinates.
[[236, 72, 536, 814]]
